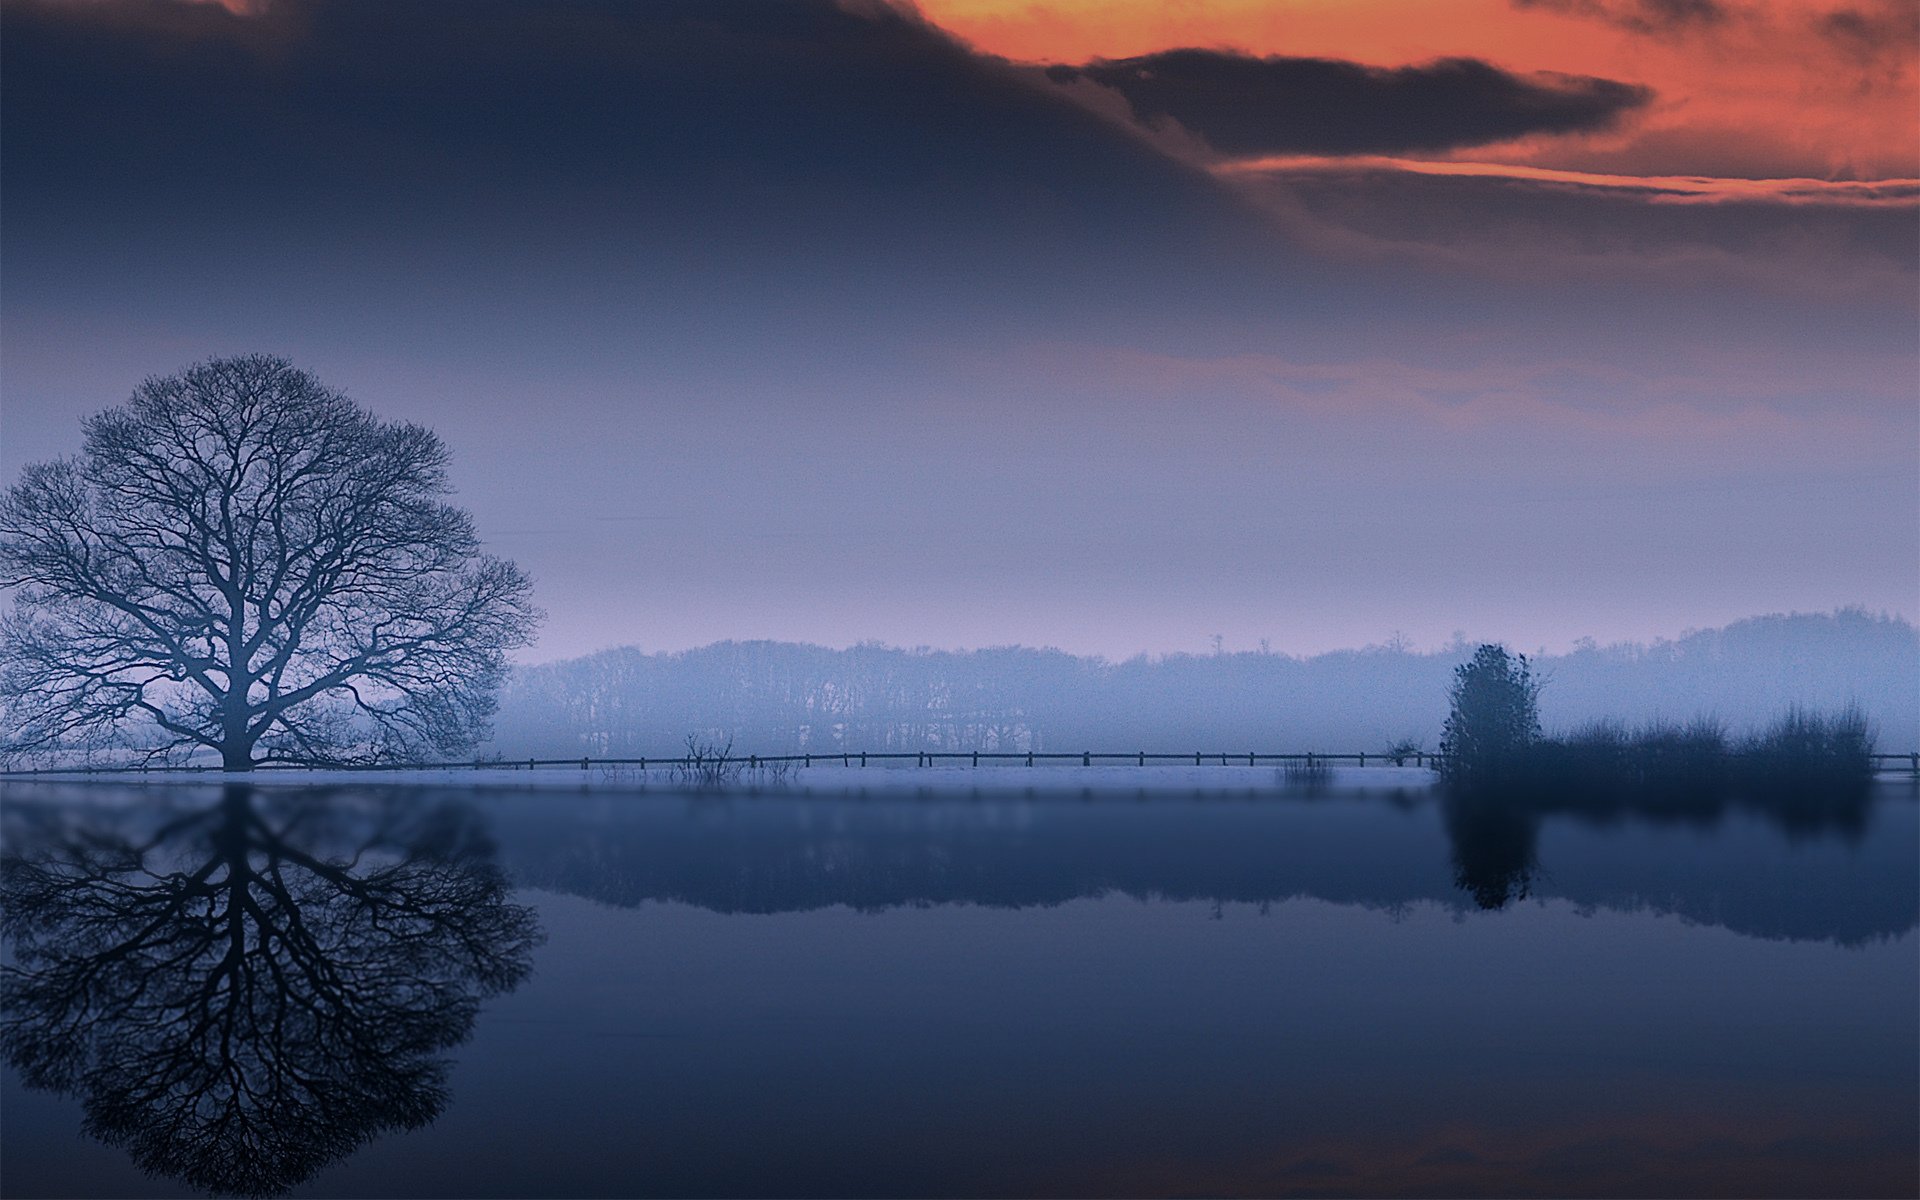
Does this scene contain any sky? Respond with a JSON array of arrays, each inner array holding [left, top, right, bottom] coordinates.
[[1, 0, 1914, 661]]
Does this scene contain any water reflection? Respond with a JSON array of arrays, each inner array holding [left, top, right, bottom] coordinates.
[[1, 778, 1913, 1199], [1442, 771, 1878, 912], [0, 785, 540, 1197], [478, 782, 1915, 944], [1443, 791, 1540, 910]]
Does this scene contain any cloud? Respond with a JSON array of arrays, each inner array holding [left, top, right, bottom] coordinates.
[[2, 0, 1905, 348], [1510, 0, 1732, 34], [1814, 0, 1920, 69], [1042, 49, 1652, 156], [0, 0, 1300, 318], [1218, 155, 1918, 300], [1220, 155, 1920, 207]]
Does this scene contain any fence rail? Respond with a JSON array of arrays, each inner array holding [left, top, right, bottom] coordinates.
[[3, 751, 1918, 777]]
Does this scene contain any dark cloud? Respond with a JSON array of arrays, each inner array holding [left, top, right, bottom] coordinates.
[[0, 0, 1333, 345], [1044, 50, 1652, 157], [1510, 0, 1730, 35], [1814, 1, 1920, 67]]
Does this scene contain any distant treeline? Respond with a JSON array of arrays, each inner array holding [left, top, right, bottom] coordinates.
[[487, 610, 1918, 758]]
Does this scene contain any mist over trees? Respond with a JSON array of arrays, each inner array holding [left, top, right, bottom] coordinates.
[[488, 609, 1918, 758]]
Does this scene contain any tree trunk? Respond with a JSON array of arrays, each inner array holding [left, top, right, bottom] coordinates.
[[221, 733, 254, 772], [220, 687, 255, 771]]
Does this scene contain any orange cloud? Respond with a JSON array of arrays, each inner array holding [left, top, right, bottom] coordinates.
[[921, 0, 1919, 181], [1219, 154, 1920, 206]]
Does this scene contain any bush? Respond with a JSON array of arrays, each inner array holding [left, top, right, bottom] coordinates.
[[1280, 757, 1333, 792], [1740, 704, 1873, 776], [1448, 705, 1874, 835], [671, 734, 742, 789], [1437, 645, 1540, 786], [1734, 705, 1875, 832], [1525, 717, 1731, 821]]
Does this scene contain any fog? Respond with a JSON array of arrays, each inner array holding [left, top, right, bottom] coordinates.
[[487, 609, 1918, 758]]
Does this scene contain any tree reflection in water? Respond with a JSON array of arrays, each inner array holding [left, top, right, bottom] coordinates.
[[1441, 771, 1876, 911], [1442, 791, 1541, 910], [0, 785, 540, 1196]]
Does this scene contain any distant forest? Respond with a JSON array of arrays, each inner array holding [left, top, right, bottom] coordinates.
[[487, 610, 1919, 758]]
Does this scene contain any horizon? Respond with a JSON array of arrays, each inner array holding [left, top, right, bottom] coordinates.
[[508, 604, 1917, 666]]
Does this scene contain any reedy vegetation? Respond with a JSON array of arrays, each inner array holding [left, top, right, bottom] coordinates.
[[1439, 641, 1877, 807]]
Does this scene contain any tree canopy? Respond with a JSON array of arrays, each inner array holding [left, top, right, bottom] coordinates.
[[0, 355, 539, 768], [1437, 643, 1541, 785]]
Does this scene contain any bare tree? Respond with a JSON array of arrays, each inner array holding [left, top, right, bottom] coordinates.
[[0, 355, 540, 769]]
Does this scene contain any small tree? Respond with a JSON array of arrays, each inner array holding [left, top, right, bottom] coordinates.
[[1437, 644, 1541, 784], [0, 355, 540, 769]]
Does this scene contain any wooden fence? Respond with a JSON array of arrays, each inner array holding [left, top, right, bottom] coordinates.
[[3, 751, 1918, 776]]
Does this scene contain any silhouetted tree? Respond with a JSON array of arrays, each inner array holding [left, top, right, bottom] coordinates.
[[1437, 644, 1541, 785], [0, 785, 540, 1196], [0, 356, 540, 768]]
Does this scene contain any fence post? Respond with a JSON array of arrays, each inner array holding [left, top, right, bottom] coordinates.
[[861, 752, 867, 767], [1083, 751, 1091, 767], [1195, 751, 1201, 766], [1359, 751, 1366, 768], [1911, 752, 1917, 777], [1027, 751, 1034, 767], [750, 755, 758, 769], [1139, 751, 1145, 767], [581, 756, 589, 770], [805, 753, 812, 768], [527, 758, 534, 771], [1248, 752, 1255, 767], [972, 751, 979, 768]]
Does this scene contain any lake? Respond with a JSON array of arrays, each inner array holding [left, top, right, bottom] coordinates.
[[2, 776, 1915, 1198]]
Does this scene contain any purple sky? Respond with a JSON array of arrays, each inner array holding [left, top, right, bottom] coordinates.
[[2, 0, 1914, 661]]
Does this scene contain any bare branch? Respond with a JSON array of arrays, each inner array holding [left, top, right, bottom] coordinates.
[[0, 356, 541, 769]]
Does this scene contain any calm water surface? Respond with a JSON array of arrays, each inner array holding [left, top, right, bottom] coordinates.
[[2, 779, 1914, 1198]]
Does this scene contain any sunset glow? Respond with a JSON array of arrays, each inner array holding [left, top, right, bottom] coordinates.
[[921, 0, 1920, 181], [1217, 154, 1920, 205], [2, 5, 1916, 1196]]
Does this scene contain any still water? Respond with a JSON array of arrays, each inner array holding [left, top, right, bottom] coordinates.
[[2, 778, 1915, 1198]]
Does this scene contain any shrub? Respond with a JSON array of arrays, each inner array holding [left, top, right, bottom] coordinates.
[[1734, 705, 1875, 832], [1437, 645, 1540, 786], [671, 734, 742, 789], [1280, 757, 1333, 792], [1526, 716, 1731, 821]]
